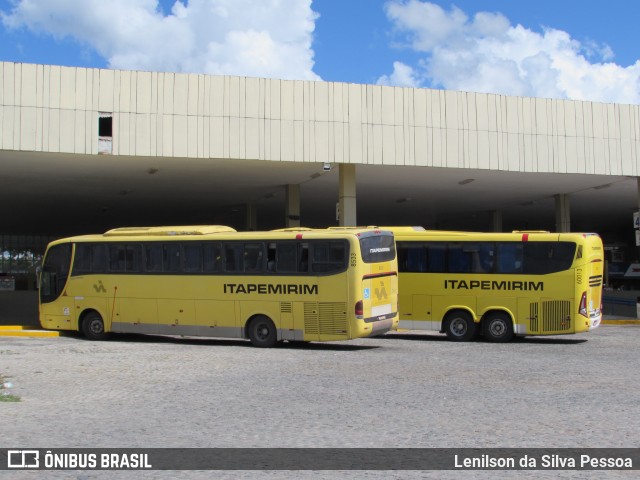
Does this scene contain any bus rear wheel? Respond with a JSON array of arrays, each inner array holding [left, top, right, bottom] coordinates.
[[81, 311, 109, 341], [443, 311, 476, 341], [483, 312, 514, 343], [247, 316, 277, 348]]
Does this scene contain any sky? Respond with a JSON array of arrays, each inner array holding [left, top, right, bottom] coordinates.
[[0, 0, 639, 104]]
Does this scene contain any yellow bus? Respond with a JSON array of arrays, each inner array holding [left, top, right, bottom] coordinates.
[[388, 227, 603, 342], [39, 226, 399, 347]]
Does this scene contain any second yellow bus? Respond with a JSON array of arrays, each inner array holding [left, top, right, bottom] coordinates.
[[388, 227, 603, 342]]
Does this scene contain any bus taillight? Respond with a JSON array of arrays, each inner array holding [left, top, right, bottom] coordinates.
[[579, 291, 588, 318], [355, 300, 363, 319]]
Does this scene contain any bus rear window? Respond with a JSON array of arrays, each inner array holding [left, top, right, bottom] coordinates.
[[360, 233, 396, 263]]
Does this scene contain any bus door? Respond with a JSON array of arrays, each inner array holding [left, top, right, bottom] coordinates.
[[40, 243, 73, 330]]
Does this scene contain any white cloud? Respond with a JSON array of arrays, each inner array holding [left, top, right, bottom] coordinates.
[[1, 0, 320, 80], [377, 61, 421, 87], [380, 0, 640, 104]]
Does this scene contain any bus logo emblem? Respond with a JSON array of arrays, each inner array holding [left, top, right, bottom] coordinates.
[[93, 281, 107, 293], [375, 285, 388, 301]]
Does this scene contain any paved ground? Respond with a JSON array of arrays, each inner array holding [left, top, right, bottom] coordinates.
[[1, 326, 639, 479]]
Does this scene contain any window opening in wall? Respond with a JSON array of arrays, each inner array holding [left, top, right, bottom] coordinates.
[[98, 112, 113, 154], [99, 114, 113, 137]]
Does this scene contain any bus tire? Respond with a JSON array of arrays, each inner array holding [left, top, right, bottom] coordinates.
[[483, 312, 514, 343], [443, 311, 476, 341], [247, 316, 278, 348], [81, 311, 109, 341]]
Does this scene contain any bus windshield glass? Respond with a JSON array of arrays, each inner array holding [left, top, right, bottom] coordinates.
[[360, 233, 396, 263]]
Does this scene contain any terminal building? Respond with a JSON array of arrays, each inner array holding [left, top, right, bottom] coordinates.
[[1, 61, 640, 298]]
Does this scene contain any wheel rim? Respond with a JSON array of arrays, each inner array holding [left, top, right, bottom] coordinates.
[[489, 319, 506, 337], [450, 317, 467, 336], [89, 319, 103, 335], [256, 323, 269, 340]]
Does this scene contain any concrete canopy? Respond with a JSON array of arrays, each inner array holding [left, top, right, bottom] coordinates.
[[0, 149, 635, 240], [1, 62, 639, 245]]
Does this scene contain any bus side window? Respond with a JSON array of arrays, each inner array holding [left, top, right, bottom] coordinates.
[[468, 243, 494, 273], [267, 243, 277, 272], [298, 243, 309, 273], [398, 243, 427, 272], [522, 242, 576, 274], [244, 243, 264, 273], [496, 243, 523, 273], [426, 243, 446, 272], [184, 244, 203, 273], [125, 245, 142, 272], [311, 241, 346, 273], [145, 244, 163, 272], [479, 243, 495, 273], [163, 244, 181, 272], [74, 244, 92, 274], [91, 245, 107, 273], [448, 244, 471, 273], [108, 245, 126, 272], [276, 243, 297, 273], [225, 244, 243, 273], [203, 243, 222, 272]]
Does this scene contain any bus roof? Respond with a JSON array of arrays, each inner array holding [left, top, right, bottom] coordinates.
[[328, 226, 426, 233], [104, 225, 237, 236], [48, 225, 393, 245], [382, 226, 601, 242]]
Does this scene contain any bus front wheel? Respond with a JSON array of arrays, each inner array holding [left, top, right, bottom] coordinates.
[[81, 311, 109, 341], [247, 316, 278, 348], [444, 311, 476, 341], [483, 313, 514, 343]]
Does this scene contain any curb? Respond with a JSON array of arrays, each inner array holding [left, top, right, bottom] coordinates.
[[601, 319, 640, 325], [0, 325, 62, 338]]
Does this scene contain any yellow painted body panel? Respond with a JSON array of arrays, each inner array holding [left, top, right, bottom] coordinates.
[[39, 226, 399, 344], [387, 228, 603, 338]]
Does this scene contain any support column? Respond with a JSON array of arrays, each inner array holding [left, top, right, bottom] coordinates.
[[491, 210, 503, 232], [338, 164, 357, 226], [246, 203, 257, 231], [554, 194, 571, 233], [286, 184, 301, 228]]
